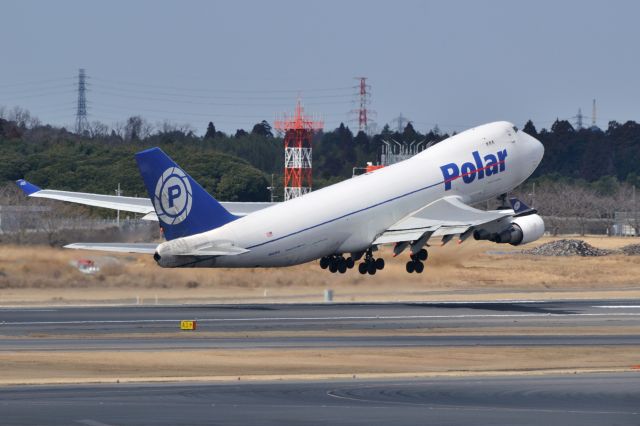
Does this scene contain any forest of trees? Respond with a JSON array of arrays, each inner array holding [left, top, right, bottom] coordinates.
[[525, 119, 640, 187], [1, 108, 639, 218]]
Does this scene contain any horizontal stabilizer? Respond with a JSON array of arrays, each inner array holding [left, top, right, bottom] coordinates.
[[158, 240, 249, 257], [64, 242, 159, 254], [182, 246, 249, 256]]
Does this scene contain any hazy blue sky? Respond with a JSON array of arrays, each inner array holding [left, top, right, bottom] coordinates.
[[1, 0, 639, 134]]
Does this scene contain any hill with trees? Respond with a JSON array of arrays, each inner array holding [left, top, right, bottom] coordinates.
[[1, 111, 639, 205], [0, 118, 271, 202], [525, 119, 640, 187]]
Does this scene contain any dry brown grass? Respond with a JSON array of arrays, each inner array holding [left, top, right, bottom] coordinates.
[[1, 346, 639, 385], [1, 235, 640, 305], [4, 325, 640, 341]]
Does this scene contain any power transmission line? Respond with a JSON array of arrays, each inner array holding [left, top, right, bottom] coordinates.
[[0, 89, 76, 101], [0, 76, 74, 89], [0, 72, 361, 133], [91, 84, 354, 101], [90, 88, 354, 108], [90, 76, 354, 94]]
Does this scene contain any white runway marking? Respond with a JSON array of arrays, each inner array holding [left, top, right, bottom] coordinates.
[[3, 312, 640, 326], [594, 305, 640, 309]]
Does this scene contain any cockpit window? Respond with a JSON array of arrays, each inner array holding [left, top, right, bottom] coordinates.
[[512, 126, 518, 132]]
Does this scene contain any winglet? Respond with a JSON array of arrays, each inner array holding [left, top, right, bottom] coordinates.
[[509, 197, 537, 216], [15, 179, 42, 196]]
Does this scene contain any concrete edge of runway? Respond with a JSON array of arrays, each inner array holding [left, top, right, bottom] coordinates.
[[2, 366, 639, 388]]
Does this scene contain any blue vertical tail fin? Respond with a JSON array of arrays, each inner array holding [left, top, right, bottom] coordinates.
[[135, 147, 238, 240]]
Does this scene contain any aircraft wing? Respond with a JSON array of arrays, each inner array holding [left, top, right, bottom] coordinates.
[[16, 179, 276, 219], [64, 242, 159, 254], [373, 196, 512, 245]]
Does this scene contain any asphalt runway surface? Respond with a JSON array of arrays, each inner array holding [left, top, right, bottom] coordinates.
[[1, 300, 640, 425], [1, 300, 640, 350], [1, 374, 638, 426]]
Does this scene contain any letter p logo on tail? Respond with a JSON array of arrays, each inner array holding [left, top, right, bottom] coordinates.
[[153, 166, 192, 225], [136, 148, 238, 240]]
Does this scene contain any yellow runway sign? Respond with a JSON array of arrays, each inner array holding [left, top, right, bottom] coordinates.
[[180, 320, 196, 330]]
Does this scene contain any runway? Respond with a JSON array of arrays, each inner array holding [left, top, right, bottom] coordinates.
[[1, 300, 640, 350], [1, 300, 639, 425], [1, 374, 638, 425]]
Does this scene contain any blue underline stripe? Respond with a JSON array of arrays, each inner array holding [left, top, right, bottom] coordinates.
[[245, 178, 445, 250]]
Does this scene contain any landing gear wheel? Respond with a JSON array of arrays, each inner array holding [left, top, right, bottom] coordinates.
[[319, 257, 330, 269], [418, 249, 428, 261], [367, 262, 377, 275], [406, 261, 415, 273], [329, 261, 338, 273], [346, 257, 355, 269], [375, 258, 385, 270], [358, 263, 367, 274], [414, 261, 424, 273]]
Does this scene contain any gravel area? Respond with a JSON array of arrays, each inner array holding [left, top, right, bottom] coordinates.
[[620, 244, 640, 256], [523, 239, 613, 256]]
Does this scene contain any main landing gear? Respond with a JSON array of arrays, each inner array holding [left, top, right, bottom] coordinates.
[[357, 249, 384, 275], [319, 255, 355, 274], [321, 245, 428, 275], [406, 248, 428, 274], [320, 248, 384, 275]]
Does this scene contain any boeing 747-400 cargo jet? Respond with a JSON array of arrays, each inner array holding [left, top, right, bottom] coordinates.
[[17, 121, 545, 275]]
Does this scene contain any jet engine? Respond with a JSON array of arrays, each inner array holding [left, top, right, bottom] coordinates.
[[473, 214, 544, 246]]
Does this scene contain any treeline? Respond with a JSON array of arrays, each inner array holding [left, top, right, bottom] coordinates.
[[526, 119, 640, 187], [0, 119, 271, 201], [2, 108, 640, 204], [0, 113, 451, 200], [512, 179, 639, 236]]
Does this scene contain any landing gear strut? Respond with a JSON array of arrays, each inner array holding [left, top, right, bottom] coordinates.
[[357, 248, 384, 275], [320, 254, 355, 274], [497, 193, 510, 210], [321, 247, 385, 275], [406, 248, 428, 274]]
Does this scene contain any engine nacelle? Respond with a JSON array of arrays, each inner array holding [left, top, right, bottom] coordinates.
[[473, 214, 544, 246]]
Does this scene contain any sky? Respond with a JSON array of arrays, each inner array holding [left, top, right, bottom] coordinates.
[[1, 0, 639, 135]]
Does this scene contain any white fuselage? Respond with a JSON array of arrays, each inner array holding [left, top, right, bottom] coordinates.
[[156, 121, 544, 268]]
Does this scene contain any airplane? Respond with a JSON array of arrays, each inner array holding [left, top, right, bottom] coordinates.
[[17, 121, 545, 275]]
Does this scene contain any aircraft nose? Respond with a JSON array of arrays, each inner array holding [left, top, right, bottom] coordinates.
[[518, 130, 544, 166]]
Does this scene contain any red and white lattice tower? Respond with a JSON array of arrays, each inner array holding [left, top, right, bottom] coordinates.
[[356, 77, 368, 132], [350, 77, 376, 134], [274, 100, 323, 201]]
